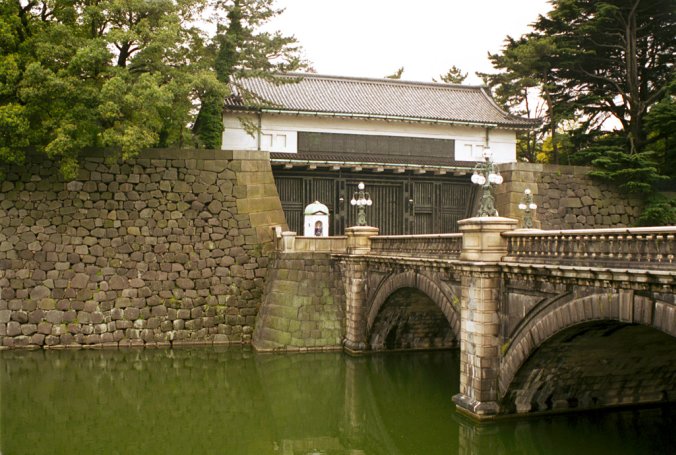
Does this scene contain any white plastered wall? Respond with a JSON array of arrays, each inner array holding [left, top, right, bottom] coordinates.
[[222, 113, 517, 163]]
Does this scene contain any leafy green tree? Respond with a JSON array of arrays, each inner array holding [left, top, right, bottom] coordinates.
[[193, 0, 304, 149], [1, 0, 216, 178], [433, 65, 467, 84]]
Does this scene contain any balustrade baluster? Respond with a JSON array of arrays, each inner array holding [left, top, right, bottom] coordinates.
[[655, 235, 663, 263], [582, 235, 589, 258], [531, 236, 538, 257], [589, 235, 597, 259], [643, 235, 652, 263], [623, 235, 632, 262], [532, 235, 540, 257], [600, 235, 606, 260], [634, 235, 643, 262], [523, 236, 529, 257], [550, 236, 556, 258], [573, 235, 581, 258], [608, 236, 616, 259]]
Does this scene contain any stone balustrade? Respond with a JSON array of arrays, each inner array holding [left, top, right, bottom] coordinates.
[[277, 234, 348, 253], [369, 234, 463, 259], [503, 226, 676, 269]]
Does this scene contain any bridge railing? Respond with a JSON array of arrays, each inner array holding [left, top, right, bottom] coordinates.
[[502, 226, 676, 269], [370, 234, 462, 259]]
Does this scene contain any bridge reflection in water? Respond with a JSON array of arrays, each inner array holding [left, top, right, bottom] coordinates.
[[1, 348, 673, 455]]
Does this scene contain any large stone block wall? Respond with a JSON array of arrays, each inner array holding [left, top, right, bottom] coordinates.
[[0, 149, 287, 349], [252, 252, 345, 351], [496, 163, 644, 230]]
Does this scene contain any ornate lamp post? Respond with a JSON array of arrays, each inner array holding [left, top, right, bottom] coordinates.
[[470, 150, 503, 217], [518, 188, 538, 229], [350, 182, 372, 226]]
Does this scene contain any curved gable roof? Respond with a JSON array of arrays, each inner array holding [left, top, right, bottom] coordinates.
[[225, 73, 539, 129]]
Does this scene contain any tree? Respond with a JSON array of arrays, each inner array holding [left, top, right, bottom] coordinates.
[[479, 33, 577, 163], [192, 0, 304, 149], [1, 0, 216, 179], [483, 0, 675, 214], [643, 78, 676, 178], [433, 65, 467, 84], [533, 0, 675, 155], [385, 66, 404, 79]]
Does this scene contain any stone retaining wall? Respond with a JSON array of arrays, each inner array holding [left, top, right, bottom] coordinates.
[[496, 163, 644, 229], [252, 252, 345, 351], [0, 149, 286, 349]]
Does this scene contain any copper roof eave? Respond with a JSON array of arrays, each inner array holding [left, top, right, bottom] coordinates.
[[260, 108, 504, 129], [270, 157, 475, 172]]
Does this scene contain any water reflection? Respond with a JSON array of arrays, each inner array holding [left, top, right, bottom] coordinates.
[[1, 349, 673, 455]]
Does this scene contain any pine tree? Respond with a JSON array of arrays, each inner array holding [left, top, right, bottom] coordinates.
[[433, 66, 467, 84], [193, 0, 304, 149]]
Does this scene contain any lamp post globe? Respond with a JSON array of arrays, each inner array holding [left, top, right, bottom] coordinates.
[[471, 149, 502, 217], [352, 182, 372, 226]]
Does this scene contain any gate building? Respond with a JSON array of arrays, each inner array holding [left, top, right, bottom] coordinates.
[[222, 74, 537, 234]]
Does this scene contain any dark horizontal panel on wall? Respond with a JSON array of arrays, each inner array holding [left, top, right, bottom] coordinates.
[[298, 132, 455, 160]]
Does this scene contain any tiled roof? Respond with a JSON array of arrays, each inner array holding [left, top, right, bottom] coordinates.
[[226, 73, 538, 129], [269, 150, 476, 169]]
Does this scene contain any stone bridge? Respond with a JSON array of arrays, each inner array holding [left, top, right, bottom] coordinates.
[[255, 219, 676, 419]]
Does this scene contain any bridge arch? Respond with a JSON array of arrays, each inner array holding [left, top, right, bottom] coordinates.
[[500, 291, 676, 413], [366, 271, 460, 350]]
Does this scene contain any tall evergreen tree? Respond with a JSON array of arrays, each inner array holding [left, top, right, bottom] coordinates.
[[478, 36, 562, 163], [483, 0, 675, 188], [533, 0, 675, 155], [193, 0, 304, 149]]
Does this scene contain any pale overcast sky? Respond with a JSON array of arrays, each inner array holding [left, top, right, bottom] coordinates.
[[268, 0, 552, 84]]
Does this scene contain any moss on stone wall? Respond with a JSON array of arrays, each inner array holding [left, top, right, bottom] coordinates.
[[252, 252, 345, 351]]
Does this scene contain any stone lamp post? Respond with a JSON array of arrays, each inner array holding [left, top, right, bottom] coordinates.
[[518, 188, 538, 229], [350, 182, 372, 226], [470, 150, 503, 217]]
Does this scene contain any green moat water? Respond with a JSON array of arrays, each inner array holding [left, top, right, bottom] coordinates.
[[1, 348, 673, 455]]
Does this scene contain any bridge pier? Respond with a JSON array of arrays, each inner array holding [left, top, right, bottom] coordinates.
[[453, 217, 518, 418], [342, 226, 379, 353]]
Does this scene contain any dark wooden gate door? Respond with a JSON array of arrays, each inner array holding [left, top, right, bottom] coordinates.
[[412, 181, 474, 233], [275, 176, 304, 232], [345, 181, 404, 235]]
